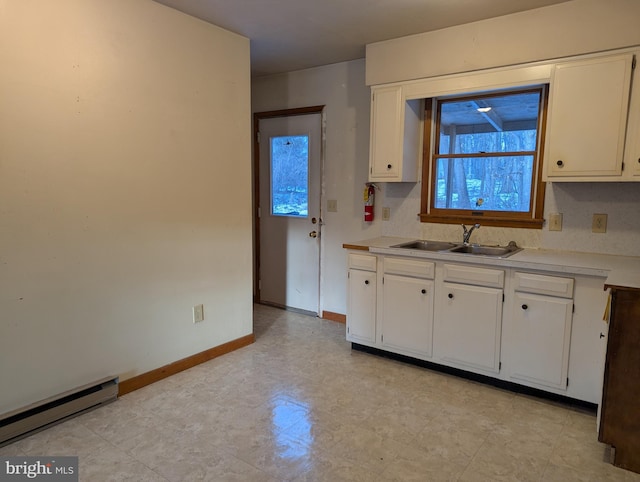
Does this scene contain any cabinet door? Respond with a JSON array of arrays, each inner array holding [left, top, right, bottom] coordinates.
[[381, 274, 434, 358], [369, 86, 403, 180], [436, 282, 503, 373], [347, 269, 376, 344], [509, 292, 573, 389], [545, 54, 633, 179]]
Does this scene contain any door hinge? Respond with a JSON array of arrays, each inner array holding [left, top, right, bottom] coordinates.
[[502, 293, 505, 302], [567, 377, 569, 387], [347, 326, 350, 334], [572, 304, 575, 313], [622, 162, 625, 172], [632, 55, 636, 70], [499, 362, 502, 370], [382, 276, 385, 284], [381, 334, 384, 342]]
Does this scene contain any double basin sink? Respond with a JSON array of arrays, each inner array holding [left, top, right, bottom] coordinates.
[[391, 240, 522, 258]]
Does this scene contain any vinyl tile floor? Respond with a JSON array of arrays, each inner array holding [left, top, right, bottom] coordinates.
[[3, 304, 639, 481]]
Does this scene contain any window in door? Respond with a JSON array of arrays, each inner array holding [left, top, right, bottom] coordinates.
[[420, 87, 548, 228], [270, 135, 309, 217]]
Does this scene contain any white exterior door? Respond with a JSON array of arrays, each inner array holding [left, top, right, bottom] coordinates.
[[258, 113, 322, 314]]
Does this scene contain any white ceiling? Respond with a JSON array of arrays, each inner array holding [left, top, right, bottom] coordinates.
[[153, 0, 571, 77]]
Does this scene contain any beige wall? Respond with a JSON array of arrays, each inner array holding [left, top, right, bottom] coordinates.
[[366, 0, 640, 85], [0, 0, 252, 413]]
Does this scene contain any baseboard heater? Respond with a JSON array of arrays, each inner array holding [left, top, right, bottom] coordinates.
[[0, 376, 118, 447]]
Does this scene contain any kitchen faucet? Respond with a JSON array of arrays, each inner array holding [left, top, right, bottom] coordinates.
[[462, 223, 480, 245]]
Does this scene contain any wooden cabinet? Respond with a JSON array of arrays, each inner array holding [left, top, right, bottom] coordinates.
[[544, 53, 634, 181], [368, 85, 422, 182], [506, 272, 574, 390], [434, 264, 504, 374], [380, 257, 434, 358], [599, 286, 640, 474], [346, 253, 377, 344]]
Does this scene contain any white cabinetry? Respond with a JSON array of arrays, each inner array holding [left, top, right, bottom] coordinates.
[[625, 53, 640, 179], [544, 53, 634, 181], [347, 253, 377, 344], [506, 272, 574, 390], [380, 257, 434, 358], [434, 264, 504, 374], [368, 85, 422, 182]]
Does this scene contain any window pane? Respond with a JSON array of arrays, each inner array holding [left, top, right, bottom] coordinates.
[[438, 92, 540, 155], [434, 156, 534, 212], [270, 135, 309, 217]]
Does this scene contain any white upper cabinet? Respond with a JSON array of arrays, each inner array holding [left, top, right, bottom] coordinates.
[[368, 86, 421, 182], [544, 53, 635, 181]]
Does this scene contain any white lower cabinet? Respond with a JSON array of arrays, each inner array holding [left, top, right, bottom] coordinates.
[[345, 252, 607, 404], [346, 253, 377, 344], [380, 257, 435, 358], [509, 291, 573, 389], [435, 281, 503, 374], [505, 272, 574, 390]]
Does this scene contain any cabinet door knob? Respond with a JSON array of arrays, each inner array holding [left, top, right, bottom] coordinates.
[[600, 332, 605, 338], [448, 293, 454, 299], [421, 289, 427, 294], [387, 164, 392, 169], [557, 160, 564, 167], [522, 304, 528, 310], [364, 280, 369, 285]]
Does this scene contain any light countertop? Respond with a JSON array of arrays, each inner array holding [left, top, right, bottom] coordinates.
[[343, 236, 640, 290]]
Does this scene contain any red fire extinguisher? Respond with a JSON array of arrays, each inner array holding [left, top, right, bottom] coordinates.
[[364, 183, 375, 222]]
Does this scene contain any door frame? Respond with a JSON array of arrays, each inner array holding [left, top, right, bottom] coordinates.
[[253, 105, 326, 307]]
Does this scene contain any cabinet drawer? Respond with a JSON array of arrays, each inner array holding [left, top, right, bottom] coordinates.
[[514, 272, 574, 298], [348, 253, 377, 272], [384, 257, 435, 279], [443, 264, 504, 288]]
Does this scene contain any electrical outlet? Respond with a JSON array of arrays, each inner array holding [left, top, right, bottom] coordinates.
[[193, 304, 205, 323], [327, 199, 338, 212], [548, 213, 563, 232], [592, 214, 607, 233], [382, 207, 390, 221]]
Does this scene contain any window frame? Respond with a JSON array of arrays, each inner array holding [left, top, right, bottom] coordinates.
[[420, 86, 548, 229]]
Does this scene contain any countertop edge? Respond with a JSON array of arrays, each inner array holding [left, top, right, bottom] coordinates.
[[344, 237, 640, 290]]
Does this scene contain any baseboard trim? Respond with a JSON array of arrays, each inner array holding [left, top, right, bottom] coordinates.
[[118, 334, 255, 396], [322, 311, 346, 324]]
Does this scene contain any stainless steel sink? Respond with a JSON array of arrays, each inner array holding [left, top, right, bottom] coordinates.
[[449, 244, 522, 258], [391, 240, 458, 252], [392, 239, 522, 258]]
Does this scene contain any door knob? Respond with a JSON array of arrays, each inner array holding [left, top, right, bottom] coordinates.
[[309, 231, 318, 238], [311, 217, 317, 224]]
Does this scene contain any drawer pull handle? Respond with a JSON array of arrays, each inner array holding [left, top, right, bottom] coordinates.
[[448, 293, 454, 299], [387, 163, 392, 169], [421, 289, 427, 294], [522, 304, 528, 310], [364, 280, 369, 285], [557, 160, 564, 167]]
